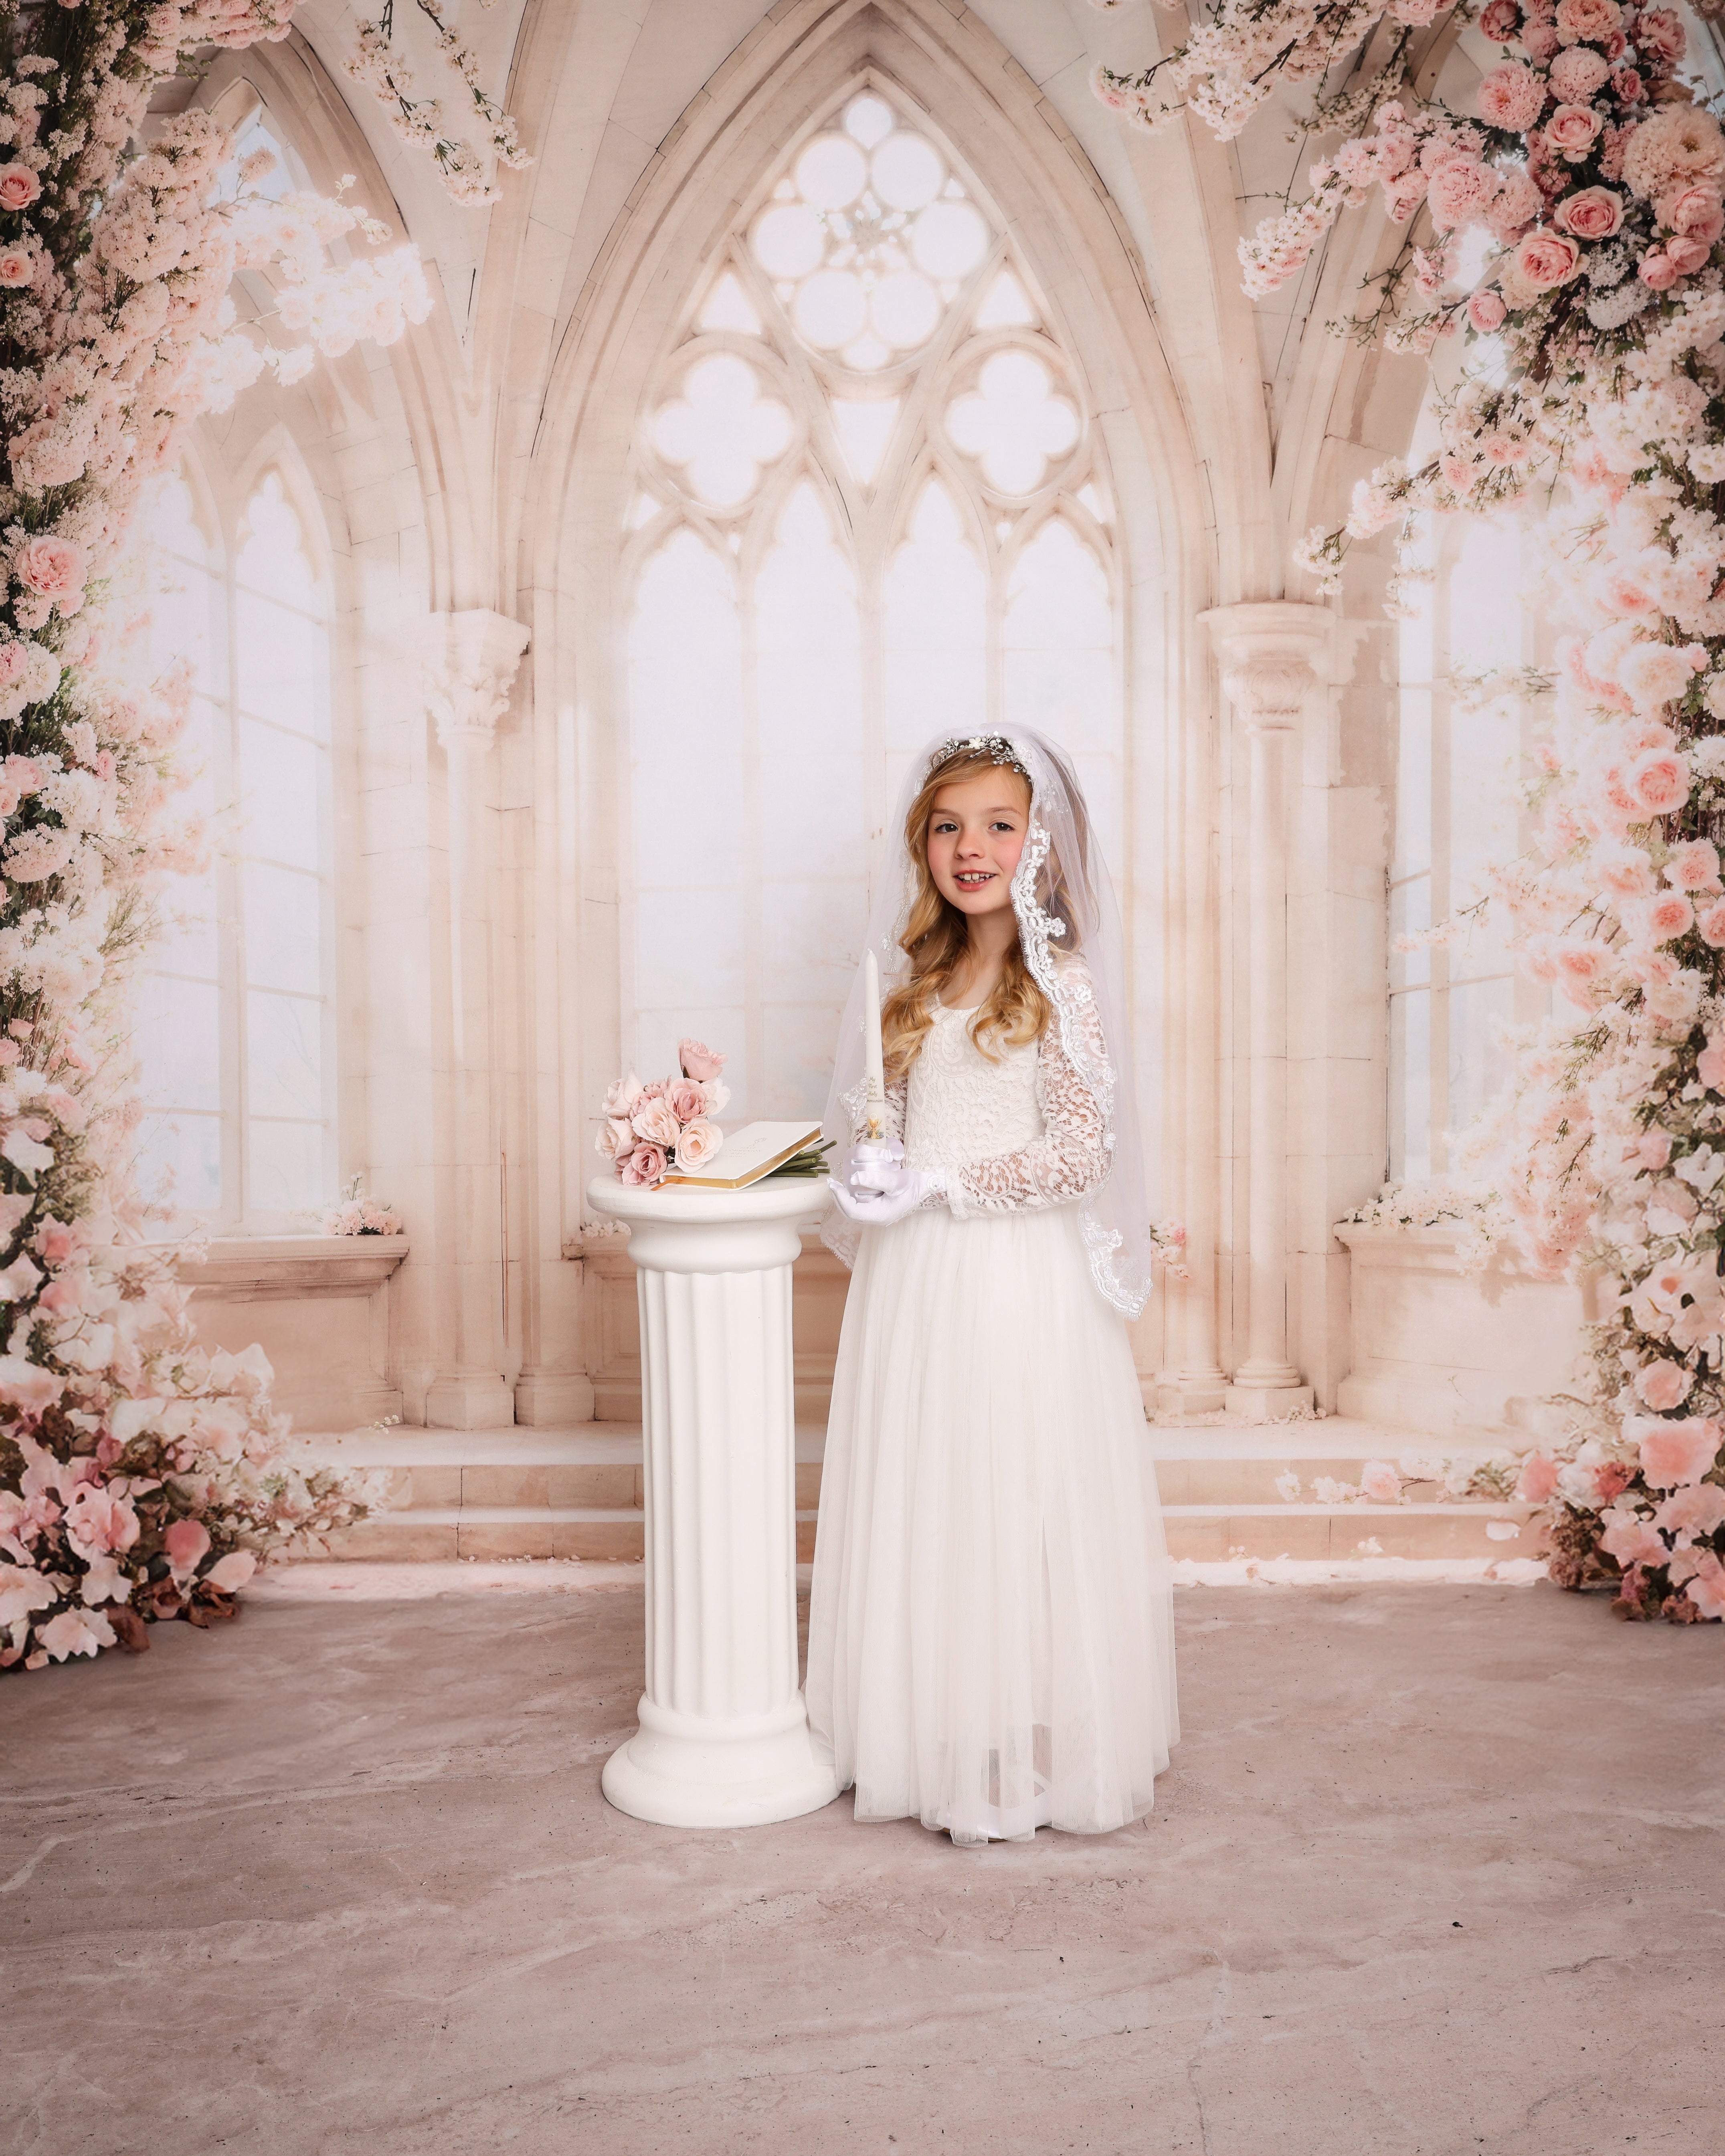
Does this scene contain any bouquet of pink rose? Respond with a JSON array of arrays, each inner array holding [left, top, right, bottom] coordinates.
[[598, 1039, 729, 1188]]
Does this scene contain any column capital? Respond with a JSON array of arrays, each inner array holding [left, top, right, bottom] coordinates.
[[425, 608, 531, 750], [1199, 601, 1333, 732]]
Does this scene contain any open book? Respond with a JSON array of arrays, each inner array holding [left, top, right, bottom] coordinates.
[[660, 1120, 824, 1191]]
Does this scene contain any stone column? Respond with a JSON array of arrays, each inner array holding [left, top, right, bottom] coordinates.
[[421, 609, 531, 1430], [1201, 603, 1331, 1421]]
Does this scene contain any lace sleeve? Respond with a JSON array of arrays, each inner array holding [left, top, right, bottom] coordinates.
[[947, 1022, 1110, 1220]]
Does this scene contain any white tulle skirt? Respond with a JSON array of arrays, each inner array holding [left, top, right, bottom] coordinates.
[[806, 1201, 1179, 1845]]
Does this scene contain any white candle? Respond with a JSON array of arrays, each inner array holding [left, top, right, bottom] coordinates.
[[863, 948, 886, 1141]]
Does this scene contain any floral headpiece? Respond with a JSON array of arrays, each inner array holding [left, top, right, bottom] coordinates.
[[926, 732, 1031, 781]]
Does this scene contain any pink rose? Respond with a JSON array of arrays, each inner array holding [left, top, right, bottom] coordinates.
[[1636, 1359, 1694, 1411], [601, 1072, 643, 1119], [1655, 1481, 1725, 1537], [1629, 891, 1693, 945], [1515, 1453, 1560, 1503], [1664, 838, 1721, 892], [1696, 897, 1725, 946], [665, 1078, 708, 1124], [164, 1516, 211, 1576], [1479, 0, 1522, 34], [1666, 233, 1712, 273], [1525, 21, 1562, 59], [1489, 168, 1545, 239], [618, 1142, 666, 1187], [1612, 67, 1644, 103], [14, 534, 85, 611], [1516, 228, 1582, 288], [1427, 159, 1499, 230], [1553, 0, 1622, 41], [1637, 7, 1685, 63], [1684, 1550, 1725, 1619], [1556, 184, 1624, 236], [0, 164, 41, 211], [677, 1037, 726, 1082], [631, 1096, 680, 1148], [1638, 1417, 1721, 1488], [1478, 61, 1548, 131], [1640, 246, 1681, 288], [1546, 103, 1605, 158], [673, 1118, 722, 1169], [0, 248, 30, 287], [65, 1486, 140, 1556], [1468, 288, 1508, 331], [595, 1115, 635, 1160], [1359, 1461, 1402, 1503], [1660, 183, 1725, 239], [1630, 748, 1690, 813]]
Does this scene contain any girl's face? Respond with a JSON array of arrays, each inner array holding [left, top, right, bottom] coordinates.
[[925, 771, 1030, 920]]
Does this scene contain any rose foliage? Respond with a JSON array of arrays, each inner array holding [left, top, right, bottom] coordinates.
[[1096, 0, 1725, 1620], [0, 0, 425, 1671]]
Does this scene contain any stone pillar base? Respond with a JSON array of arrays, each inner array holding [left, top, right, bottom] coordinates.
[[425, 1371, 516, 1429], [1225, 1383, 1315, 1423], [513, 1370, 596, 1426], [1157, 1374, 1230, 1415]]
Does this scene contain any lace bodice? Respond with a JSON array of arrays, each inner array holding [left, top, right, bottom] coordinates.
[[874, 1000, 1112, 1219]]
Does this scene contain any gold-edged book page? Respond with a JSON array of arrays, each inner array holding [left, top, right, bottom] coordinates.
[[659, 1120, 824, 1191]]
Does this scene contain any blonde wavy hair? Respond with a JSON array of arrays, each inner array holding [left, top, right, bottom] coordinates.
[[881, 743, 1054, 1081]]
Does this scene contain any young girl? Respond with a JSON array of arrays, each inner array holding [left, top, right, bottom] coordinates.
[[808, 729, 1179, 1847]]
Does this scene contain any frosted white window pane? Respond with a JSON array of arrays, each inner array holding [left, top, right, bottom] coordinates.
[[243, 862, 322, 994], [236, 590, 328, 739], [628, 534, 744, 893], [872, 133, 942, 210], [149, 472, 214, 564], [1450, 524, 1524, 673], [794, 270, 868, 351], [137, 1113, 221, 1214], [1450, 693, 1521, 909], [237, 475, 320, 609], [149, 565, 218, 695], [698, 273, 760, 335], [831, 398, 898, 485], [844, 96, 894, 148], [795, 134, 867, 208], [910, 200, 988, 279], [871, 272, 939, 350], [1448, 976, 1513, 1138], [140, 977, 220, 1111], [947, 352, 1078, 495], [247, 991, 322, 1119], [156, 871, 220, 980], [753, 204, 825, 278], [975, 272, 1037, 328], [652, 354, 791, 507], [248, 1120, 324, 1215], [1004, 523, 1113, 753], [239, 720, 321, 870], [1395, 690, 1432, 881], [884, 484, 985, 751]]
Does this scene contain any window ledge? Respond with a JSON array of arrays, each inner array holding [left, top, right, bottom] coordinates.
[[171, 1234, 411, 1298]]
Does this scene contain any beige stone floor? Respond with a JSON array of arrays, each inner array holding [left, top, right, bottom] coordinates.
[[4, 1580, 1722, 2156]]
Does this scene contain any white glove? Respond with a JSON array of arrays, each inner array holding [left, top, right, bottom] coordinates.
[[827, 1170, 940, 1226], [844, 1137, 906, 1197]]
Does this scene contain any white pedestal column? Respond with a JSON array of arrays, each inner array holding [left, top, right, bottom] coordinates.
[[585, 1175, 840, 1828], [1201, 603, 1331, 1423]]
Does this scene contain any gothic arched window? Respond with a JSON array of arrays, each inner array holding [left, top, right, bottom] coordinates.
[[624, 88, 1123, 1120], [136, 466, 335, 1229]]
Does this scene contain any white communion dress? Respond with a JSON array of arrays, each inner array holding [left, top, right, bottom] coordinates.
[[806, 999, 1180, 1845]]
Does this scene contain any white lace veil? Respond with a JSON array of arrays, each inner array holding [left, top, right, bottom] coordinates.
[[819, 727, 1153, 1319]]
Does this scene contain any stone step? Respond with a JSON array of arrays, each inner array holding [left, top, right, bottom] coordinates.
[[305, 1420, 1538, 1568]]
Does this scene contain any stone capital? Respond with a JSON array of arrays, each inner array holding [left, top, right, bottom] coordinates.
[[1199, 601, 1333, 732], [425, 608, 531, 750]]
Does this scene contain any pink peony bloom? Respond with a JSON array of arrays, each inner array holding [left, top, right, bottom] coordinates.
[[1617, 640, 1697, 709], [1546, 104, 1605, 158], [1600, 1511, 1666, 1567], [1479, 0, 1522, 34], [1550, 46, 1610, 99], [1666, 234, 1712, 274], [1359, 1460, 1402, 1503], [1611, 68, 1643, 104], [1553, 0, 1622, 40], [0, 164, 42, 210], [13, 534, 85, 608], [1640, 247, 1681, 289], [618, 1142, 667, 1187], [1638, 1417, 1722, 1487], [1637, 6, 1685, 63], [1427, 159, 1499, 230], [1478, 62, 1547, 131], [1631, 891, 1695, 944], [1659, 183, 1724, 240], [677, 1037, 726, 1082], [1636, 1359, 1694, 1410], [1516, 228, 1582, 289], [1556, 185, 1624, 238], [1696, 897, 1725, 947], [164, 1516, 210, 1577], [65, 1486, 140, 1556], [1655, 1481, 1725, 1538], [1516, 1453, 1560, 1503], [1468, 289, 1508, 332], [1525, 21, 1561, 59]]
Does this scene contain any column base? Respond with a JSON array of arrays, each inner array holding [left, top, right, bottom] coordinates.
[[602, 1694, 842, 1829], [425, 1371, 516, 1429], [1225, 1383, 1315, 1423], [1158, 1373, 1230, 1415], [513, 1369, 595, 1425]]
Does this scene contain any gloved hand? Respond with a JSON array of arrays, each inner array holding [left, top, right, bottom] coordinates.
[[827, 1169, 941, 1226]]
